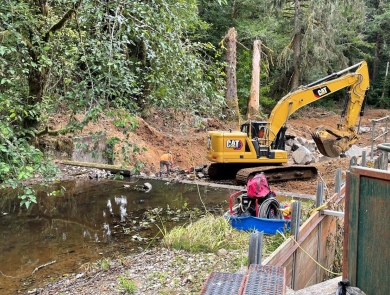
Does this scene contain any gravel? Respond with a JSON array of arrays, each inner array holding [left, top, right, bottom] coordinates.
[[28, 247, 247, 295]]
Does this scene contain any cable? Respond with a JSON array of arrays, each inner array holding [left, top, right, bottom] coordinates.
[[290, 236, 342, 276], [258, 197, 284, 219]]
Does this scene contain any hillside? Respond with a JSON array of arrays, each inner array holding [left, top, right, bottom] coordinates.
[[49, 107, 389, 196]]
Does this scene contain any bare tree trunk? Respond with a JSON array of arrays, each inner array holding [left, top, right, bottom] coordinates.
[[373, 34, 380, 81], [225, 28, 238, 116], [247, 40, 262, 119], [290, 0, 301, 90], [381, 61, 389, 100]]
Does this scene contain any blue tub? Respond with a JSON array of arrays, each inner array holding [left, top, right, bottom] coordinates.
[[224, 212, 290, 235]]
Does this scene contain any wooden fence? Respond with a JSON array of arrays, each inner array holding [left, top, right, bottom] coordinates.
[[263, 177, 345, 290]]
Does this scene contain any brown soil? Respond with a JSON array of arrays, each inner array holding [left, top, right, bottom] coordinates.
[[50, 107, 390, 196]]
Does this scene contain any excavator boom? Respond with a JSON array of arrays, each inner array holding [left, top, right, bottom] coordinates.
[[266, 61, 369, 156]]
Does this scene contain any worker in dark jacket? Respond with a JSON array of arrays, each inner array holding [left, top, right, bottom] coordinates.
[[159, 151, 173, 177]]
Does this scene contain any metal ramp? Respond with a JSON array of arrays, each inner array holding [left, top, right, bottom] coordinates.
[[199, 272, 246, 295], [199, 265, 286, 295]]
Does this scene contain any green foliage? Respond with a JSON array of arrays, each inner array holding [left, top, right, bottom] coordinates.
[[0, 122, 59, 208], [0, 0, 227, 207], [98, 258, 111, 271], [117, 275, 136, 293]]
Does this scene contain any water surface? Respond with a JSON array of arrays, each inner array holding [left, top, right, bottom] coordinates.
[[0, 178, 236, 294]]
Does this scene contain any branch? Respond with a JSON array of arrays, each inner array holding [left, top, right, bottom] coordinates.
[[36, 126, 67, 136], [31, 260, 56, 275], [43, 1, 81, 42]]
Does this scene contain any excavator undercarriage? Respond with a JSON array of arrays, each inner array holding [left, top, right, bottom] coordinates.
[[208, 163, 318, 185]]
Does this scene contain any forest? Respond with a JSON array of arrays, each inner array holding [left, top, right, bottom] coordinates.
[[1, 0, 390, 207]]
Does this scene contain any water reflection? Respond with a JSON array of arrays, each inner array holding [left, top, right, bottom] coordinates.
[[0, 178, 235, 294]]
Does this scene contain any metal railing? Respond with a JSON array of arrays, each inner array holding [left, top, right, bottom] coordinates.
[[370, 115, 390, 159]]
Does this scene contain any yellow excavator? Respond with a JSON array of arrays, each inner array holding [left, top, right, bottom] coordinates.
[[207, 60, 370, 184]]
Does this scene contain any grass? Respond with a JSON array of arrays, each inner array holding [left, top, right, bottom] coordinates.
[[162, 213, 252, 253], [161, 213, 291, 265], [97, 257, 111, 271], [117, 275, 136, 293]]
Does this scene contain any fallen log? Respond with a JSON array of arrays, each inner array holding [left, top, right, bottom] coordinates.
[[59, 160, 134, 176]]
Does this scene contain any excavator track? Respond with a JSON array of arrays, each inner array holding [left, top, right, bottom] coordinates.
[[235, 165, 318, 185], [207, 163, 318, 185]]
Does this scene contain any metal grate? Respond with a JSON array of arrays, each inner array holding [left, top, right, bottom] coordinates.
[[199, 272, 246, 295], [242, 264, 286, 295]]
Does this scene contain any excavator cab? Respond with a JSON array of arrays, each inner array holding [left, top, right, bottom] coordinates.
[[240, 121, 267, 139], [240, 121, 287, 151]]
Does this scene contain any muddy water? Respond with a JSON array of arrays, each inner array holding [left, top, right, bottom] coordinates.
[[0, 178, 237, 294]]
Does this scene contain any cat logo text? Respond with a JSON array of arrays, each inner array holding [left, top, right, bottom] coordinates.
[[226, 140, 243, 150]]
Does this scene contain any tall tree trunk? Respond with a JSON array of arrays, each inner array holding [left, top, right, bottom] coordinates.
[[247, 40, 261, 119], [373, 34, 380, 82], [225, 28, 238, 117], [381, 61, 389, 101], [23, 1, 80, 129], [25, 67, 47, 128], [290, 0, 301, 90]]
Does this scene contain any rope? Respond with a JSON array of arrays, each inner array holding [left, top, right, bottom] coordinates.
[[310, 203, 328, 215], [237, 194, 252, 213], [290, 236, 342, 276]]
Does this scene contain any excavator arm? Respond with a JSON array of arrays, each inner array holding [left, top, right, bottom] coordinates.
[[265, 61, 370, 157]]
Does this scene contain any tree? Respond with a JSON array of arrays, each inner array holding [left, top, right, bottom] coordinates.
[[364, 1, 390, 106], [247, 40, 262, 119], [224, 28, 238, 117], [0, 0, 226, 207], [263, 0, 368, 94]]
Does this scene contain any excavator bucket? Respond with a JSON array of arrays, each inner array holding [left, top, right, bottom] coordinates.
[[311, 125, 359, 158], [311, 132, 343, 158]]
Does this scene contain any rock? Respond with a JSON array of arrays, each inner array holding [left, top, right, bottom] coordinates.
[[296, 137, 306, 145], [292, 146, 314, 165], [216, 249, 228, 256], [285, 138, 295, 147], [183, 275, 194, 283], [187, 174, 196, 180], [292, 142, 302, 151], [303, 139, 317, 152], [359, 126, 371, 133], [143, 182, 152, 193], [344, 145, 364, 158]]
